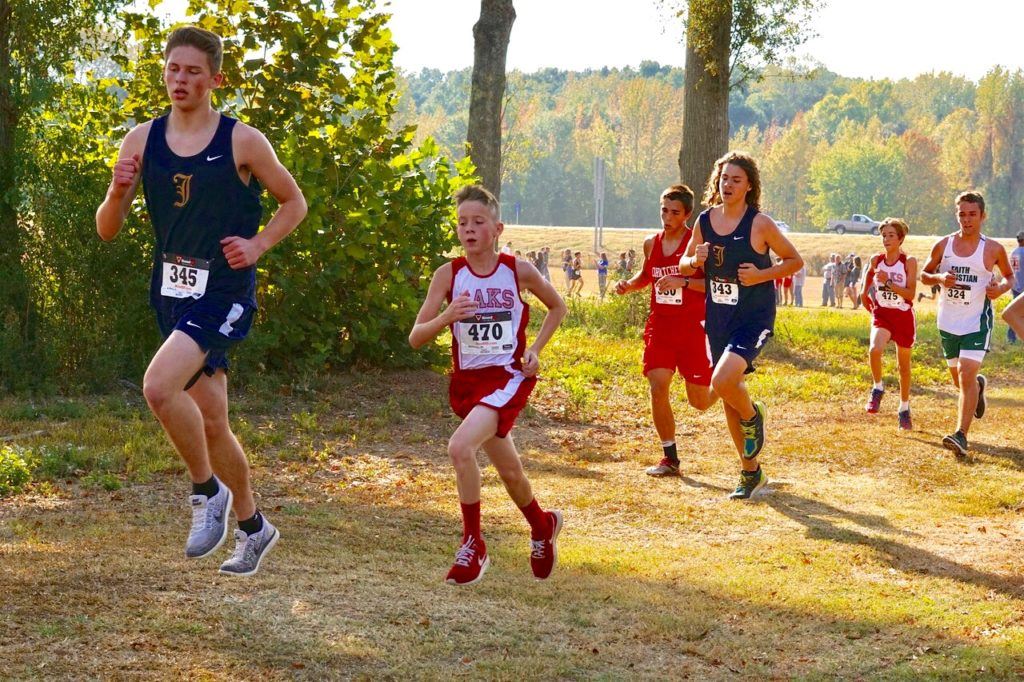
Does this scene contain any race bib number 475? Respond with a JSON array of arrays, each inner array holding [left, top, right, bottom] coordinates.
[[458, 311, 515, 355], [161, 253, 210, 299]]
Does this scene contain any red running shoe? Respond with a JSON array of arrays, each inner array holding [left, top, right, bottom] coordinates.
[[445, 536, 489, 586], [530, 510, 563, 580]]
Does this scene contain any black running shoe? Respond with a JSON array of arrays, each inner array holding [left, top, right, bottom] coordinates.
[[729, 467, 768, 500], [942, 430, 968, 458], [898, 409, 912, 431], [741, 402, 766, 459], [974, 374, 987, 419]]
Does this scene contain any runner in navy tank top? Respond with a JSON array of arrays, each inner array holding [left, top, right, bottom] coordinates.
[[96, 26, 307, 576], [679, 151, 802, 500]]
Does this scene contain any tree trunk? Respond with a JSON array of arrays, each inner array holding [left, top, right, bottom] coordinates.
[[678, 0, 732, 209], [467, 0, 515, 200], [0, 0, 30, 346]]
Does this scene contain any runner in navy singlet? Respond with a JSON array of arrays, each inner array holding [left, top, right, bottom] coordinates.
[[678, 151, 802, 500], [96, 26, 307, 576]]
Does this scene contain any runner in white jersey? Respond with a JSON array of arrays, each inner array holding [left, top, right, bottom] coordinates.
[[921, 191, 1014, 457], [410, 185, 567, 587], [861, 218, 917, 430]]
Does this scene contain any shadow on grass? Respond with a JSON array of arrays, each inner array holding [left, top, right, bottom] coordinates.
[[4, 481, 1024, 679], [764, 489, 1024, 600]]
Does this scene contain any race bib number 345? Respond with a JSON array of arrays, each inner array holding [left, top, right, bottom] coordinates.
[[458, 311, 515, 355], [161, 253, 210, 299]]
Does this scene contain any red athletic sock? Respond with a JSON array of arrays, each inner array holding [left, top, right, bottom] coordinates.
[[460, 501, 481, 541], [519, 498, 552, 539]]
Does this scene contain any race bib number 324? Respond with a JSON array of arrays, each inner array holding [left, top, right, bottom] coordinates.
[[161, 253, 210, 299], [945, 284, 973, 306], [458, 311, 515, 356]]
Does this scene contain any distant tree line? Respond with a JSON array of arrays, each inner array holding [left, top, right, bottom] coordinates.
[[398, 62, 1024, 236]]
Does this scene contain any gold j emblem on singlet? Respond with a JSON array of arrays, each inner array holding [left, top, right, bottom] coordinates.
[[172, 173, 193, 208], [712, 245, 726, 268]]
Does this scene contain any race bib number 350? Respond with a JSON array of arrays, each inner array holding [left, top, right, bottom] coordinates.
[[710, 278, 739, 306], [161, 253, 210, 299], [655, 288, 683, 305], [458, 311, 515, 355]]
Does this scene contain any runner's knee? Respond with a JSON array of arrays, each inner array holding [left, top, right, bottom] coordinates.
[[447, 437, 476, 467]]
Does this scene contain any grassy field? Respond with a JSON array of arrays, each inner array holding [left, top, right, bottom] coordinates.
[[2, 298, 1024, 679]]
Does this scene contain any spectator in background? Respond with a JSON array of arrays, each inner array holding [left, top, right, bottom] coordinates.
[[501, 241, 513, 255], [626, 249, 637, 274], [821, 253, 837, 307], [540, 246, 551, 282], [846, 255, 863, 309], [834, 255, 849, 308], [595, 251, 610, 300], [1009, 231, 1024, 343], [617, 251, 629, 279], [792, 262, 805, 306]]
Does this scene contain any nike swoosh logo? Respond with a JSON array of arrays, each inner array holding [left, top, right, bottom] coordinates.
[[733, 235, 744, 240], [477, 556, 486, 567], [206, 155, 223, 162], [186, 320, 202, 329]]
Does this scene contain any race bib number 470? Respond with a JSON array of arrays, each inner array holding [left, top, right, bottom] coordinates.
[[161, 253, 210, 299], [458, 311, 515, 355]]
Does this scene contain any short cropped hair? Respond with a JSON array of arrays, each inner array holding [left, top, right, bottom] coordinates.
[[878, 217, 909, 240], [661, 184, 695, 214], [1017, 231, 1024, 245], [165, 26, 223, 74], [955, 190, 985, 214], [454, 184, 500, 219]]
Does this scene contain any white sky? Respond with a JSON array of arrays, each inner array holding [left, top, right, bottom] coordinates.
[[382, 0, 1024, 81]]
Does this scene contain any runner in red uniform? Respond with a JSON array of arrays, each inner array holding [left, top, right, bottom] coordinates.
[[861, 218, 918, 430], [615, 185, 716, 476], [410, 185, 567, 587]]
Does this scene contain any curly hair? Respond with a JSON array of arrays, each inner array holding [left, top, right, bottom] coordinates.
[[701, 150, 761, 211]]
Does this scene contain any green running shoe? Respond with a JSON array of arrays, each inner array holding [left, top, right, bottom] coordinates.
[[942, 430, 968, 458], [740, 401, 766, 459], [729, 467, 768, 500]]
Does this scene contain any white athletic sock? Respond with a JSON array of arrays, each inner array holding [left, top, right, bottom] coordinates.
[[899, 400, 910, 412], [661, 440, 675, 447], [873, 382, 884, 391]]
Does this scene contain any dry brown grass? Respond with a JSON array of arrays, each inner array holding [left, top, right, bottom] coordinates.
[[2, 313, 1024, 679]]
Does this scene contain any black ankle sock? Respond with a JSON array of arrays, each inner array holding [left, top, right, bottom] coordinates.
[[662, 442, 678, 463], [192, 476, 219, 498], [744, 466, 761, 477], [239, 510, 263, 535]]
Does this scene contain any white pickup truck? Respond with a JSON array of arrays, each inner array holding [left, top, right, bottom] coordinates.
[[827, 214, 880, 235]]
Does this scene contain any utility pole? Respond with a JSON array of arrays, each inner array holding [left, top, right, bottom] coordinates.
[[593, 157, 605, 251]]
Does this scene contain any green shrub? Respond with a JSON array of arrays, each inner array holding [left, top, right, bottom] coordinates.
[[0, 446, 33, 497]]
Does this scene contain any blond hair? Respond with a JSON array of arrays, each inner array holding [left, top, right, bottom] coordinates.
[[454, 184, 500, 219]]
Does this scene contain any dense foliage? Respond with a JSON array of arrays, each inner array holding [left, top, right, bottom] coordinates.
[[4, 0, 474, 392], [400, 63, 1024, 236]]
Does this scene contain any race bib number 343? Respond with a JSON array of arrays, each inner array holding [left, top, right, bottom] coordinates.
[[161, 253, 210, 299], [458, 311, 515, 355], [710, 278, 739, 306]]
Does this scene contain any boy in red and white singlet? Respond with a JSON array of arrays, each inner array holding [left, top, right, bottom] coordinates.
[[615, 185, 716, 477], [410, 185, 567, 586], [861, 218, 918, 430]]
